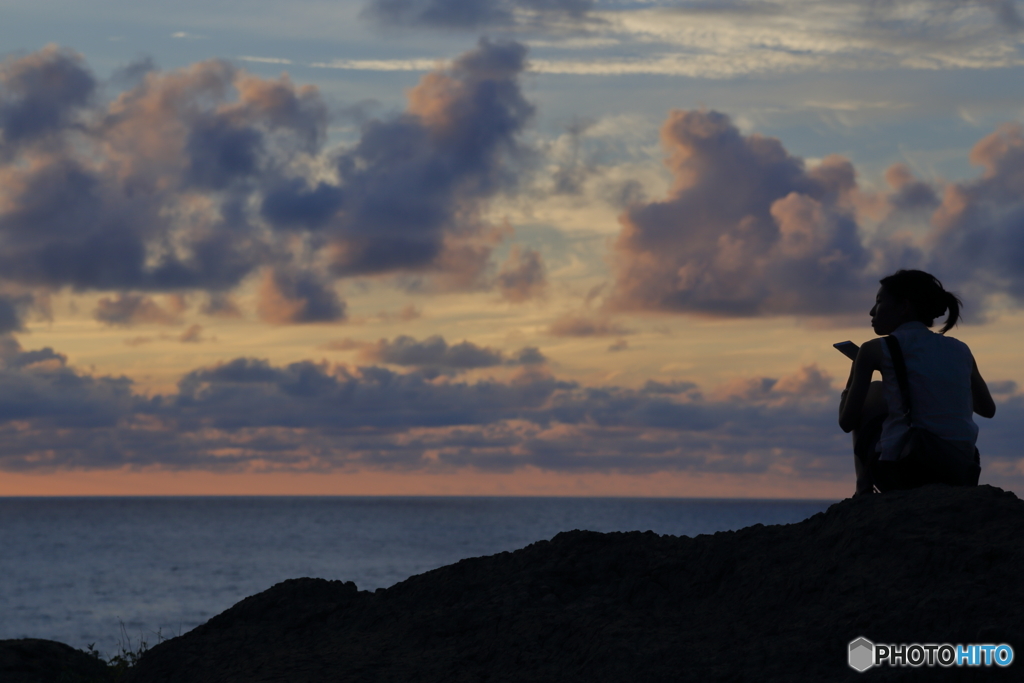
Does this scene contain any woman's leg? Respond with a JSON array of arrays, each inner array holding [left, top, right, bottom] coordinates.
[[852, 381, 886, 495]]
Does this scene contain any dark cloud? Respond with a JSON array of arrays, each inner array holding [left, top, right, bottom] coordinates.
[[0, 294, 34, 334], [924, 123, 1024, 306], [509, 346, 546, 364], [257, 269, 346, 324], [606, 109, 1024, 321], [361, 0, 594, 30], [260, 179, 345, 231], [640, 379, 698, 395], [0, 45, 95, 150], [184, 115, 264, 189], [0, 56, 302, 296], [547, 313, 629, 337], [94, 293, 181, 326], [0, 344, 846, 477], [0, 339, 136, 435], [710, 365, 835, 404], [245, 38, 535, 294], [371, 335, 505, 368], [169, 356, 569, 433], [318, 39, 533, 280], [610, 109, 874, 317], [0, 342, 1020, 488], [333, 334, 546, 371], [0, 41, 534, 327], [884, 163, 939, 211], [495, 246, 547, 302], [158, 362, 846, 476]]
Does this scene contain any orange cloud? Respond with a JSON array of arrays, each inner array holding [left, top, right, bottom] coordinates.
[[257, 269, 346, 325]]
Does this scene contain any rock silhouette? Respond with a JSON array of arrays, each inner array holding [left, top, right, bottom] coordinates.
[[4, 485, 1021, 682], [0, 638, 113, 683], [122, 484, 1021, 682]]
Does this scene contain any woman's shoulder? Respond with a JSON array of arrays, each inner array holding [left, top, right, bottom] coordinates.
[[915, 332, 976, 375], [935, 332, 974, 356], [857, 337, 885, 367], [862, 337, 884, 351]]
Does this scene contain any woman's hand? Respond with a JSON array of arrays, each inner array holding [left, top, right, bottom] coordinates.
[[839, 339, 883, 433]]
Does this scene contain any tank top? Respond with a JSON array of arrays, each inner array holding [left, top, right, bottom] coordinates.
[[877, 321, 978, 461]]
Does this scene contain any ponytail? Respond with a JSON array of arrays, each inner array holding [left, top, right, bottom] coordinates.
[[878, 270, 963, 334], [940, 290, 962, 334]]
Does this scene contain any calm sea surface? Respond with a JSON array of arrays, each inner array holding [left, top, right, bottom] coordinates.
[[0, 496, 834, 657]]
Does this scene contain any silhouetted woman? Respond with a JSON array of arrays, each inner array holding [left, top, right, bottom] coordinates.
[[838, 270, 996, 495]]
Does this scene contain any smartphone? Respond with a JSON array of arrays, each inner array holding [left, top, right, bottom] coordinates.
[[833, 341, 859, 361]]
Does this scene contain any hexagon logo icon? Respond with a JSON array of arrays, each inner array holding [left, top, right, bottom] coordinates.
[[849, 637, 875, 672]]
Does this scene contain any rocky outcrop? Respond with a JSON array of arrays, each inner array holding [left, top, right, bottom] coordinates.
[[0, 638, 113, 683], [119, 484, 1022, 683], [5, 486, 1020, 682]]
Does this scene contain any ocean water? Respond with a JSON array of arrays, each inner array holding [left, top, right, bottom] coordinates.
[[0, 496, 834, 657]]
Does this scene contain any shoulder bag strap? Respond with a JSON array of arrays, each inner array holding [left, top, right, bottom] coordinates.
[[884, 335, 914, 427]]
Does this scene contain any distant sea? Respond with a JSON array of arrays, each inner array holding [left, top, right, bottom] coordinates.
[[0, 496, 834, 657]]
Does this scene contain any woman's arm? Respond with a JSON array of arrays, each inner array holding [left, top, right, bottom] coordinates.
[[971, 359, 996, 418], [839, 339, 883, 433]]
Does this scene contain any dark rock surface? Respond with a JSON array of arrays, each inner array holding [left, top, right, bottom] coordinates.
[[11, 485, 1021, 682], [121, 485, 1024, 682], [0, 638, 113, 683]]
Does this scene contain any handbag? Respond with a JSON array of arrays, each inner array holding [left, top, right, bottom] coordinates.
[[874, 335, 981, 490]]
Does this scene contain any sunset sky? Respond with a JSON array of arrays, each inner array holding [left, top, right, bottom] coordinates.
[[2, 0, 1024, 497]]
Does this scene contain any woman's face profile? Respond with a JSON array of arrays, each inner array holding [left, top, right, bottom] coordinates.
[[869, 286, 910, 335]]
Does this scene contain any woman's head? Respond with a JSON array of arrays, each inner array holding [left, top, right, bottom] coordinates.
[[873, 269, 962, 335]]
